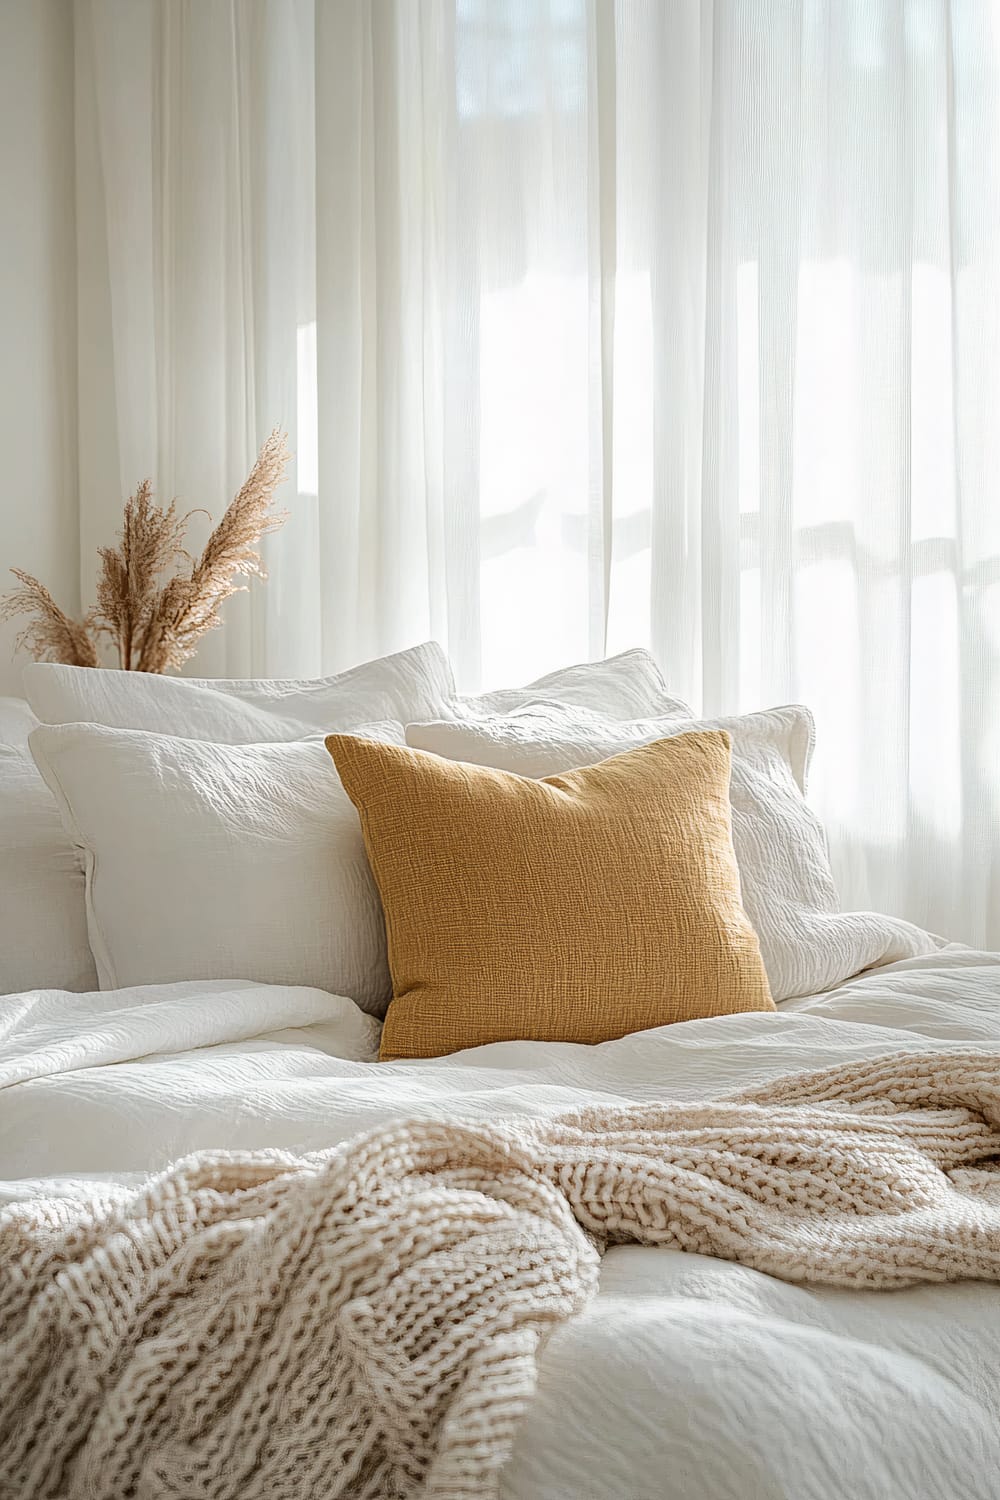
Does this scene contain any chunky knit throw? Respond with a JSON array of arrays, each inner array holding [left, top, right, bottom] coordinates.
[[4, 1049, 1000, 1500]]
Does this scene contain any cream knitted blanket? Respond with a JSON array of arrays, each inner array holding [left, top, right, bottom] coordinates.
[[4, 1049, 1000, 1500]]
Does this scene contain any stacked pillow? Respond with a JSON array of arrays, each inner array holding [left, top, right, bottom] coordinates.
[[17, 645, 687, 1019], [0, 743, 99, 994], [0, 694, 98, 993], [8, 640, 935, 1053], [404, 701, 936, 1005], [22, 639, 455, 741], [5, 643, 454, 1000], [30, 723, 405, 1011], [454, 648, 692, 720], [0, 696, 39, 751]]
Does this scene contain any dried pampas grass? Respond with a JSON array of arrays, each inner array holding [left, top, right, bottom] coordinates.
[[0, 571, 99, 668], [1, 430, 290, 673], [137, 430, 288, 673], [94, 479, 189, 672]]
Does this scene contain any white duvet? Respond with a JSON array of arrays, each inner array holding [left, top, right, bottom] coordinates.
[[3, 947, 1000, 1500]]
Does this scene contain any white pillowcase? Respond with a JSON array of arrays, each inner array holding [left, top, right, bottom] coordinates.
[[405, 703, 938, 1001], [0, 749, 98, 995], [455, 649, 691, 719], [29, 722, 403, 1015], [0, 696, 38, 751], [9, 643, 455, 997], [24, 640, 454, 741]]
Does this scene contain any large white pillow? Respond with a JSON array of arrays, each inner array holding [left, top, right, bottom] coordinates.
[[12, 643, 452, 999], [405, 703, 938, 1000], [0, 748, 98, 995], [456, 649, 691, 719], [29, 722, 404, 1015], [24, 640, 454, 742]]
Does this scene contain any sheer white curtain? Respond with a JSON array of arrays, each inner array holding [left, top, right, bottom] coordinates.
[[75, 0, 1000, 946]]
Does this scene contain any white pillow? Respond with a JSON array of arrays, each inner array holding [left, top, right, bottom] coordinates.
[[24, 640, 454, 742], [405, 704, 937, 1001], [29, 722, 404, 1015], [455, 649, 691, 719], [0, 748, 98, 995], [0, 696, 38, 751]]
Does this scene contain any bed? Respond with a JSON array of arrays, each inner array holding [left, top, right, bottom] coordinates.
[[2, 649, 999, 1498], [3, 948, 1000, 1499]]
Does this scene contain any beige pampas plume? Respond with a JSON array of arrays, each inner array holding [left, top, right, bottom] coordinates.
[[137, 430, 290, 672], [1, 430, 290, 672], [95, 479, 190, 671], [0, 570, 99, 668]]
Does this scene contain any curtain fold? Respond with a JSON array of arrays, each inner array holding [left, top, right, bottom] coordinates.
[[74, 0, 1000, 947]]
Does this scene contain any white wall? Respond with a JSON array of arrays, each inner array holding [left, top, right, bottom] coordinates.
[[0, 0, 78, 695]]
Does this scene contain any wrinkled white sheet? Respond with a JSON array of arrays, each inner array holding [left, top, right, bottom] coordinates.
[[3, 947, 1000, 1499]]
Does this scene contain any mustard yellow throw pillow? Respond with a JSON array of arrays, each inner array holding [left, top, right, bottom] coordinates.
[[326, 729, 774, 1060]]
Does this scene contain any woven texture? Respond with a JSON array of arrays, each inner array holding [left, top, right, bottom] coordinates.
[[5, 1050, 1000, 1500], [327, 729, 774, 1059]]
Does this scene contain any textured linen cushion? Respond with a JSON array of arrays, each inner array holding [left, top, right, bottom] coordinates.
[[455, 648, 691, 719], [406, 703, 937, 1001], [23, 641, 454, 742], [0, 749, 98, 995], [29, 722, 405, 1015], [327, 730, 774, 1059]]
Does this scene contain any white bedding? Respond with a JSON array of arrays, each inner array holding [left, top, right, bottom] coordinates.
[[3, 946, 1000, 1499]]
